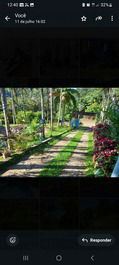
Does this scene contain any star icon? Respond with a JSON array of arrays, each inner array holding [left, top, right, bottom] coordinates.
[[81, 16, 87, 22]]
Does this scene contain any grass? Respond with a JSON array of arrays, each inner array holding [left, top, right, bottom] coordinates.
[[12, 123, 71, 152], [85, 132, 94, 177], [39, 129, 84, 177], [34, 129, 71, 156], [46, 124, 71, 137], [0, 129, 71, 174], [0, 123, 71, 158]]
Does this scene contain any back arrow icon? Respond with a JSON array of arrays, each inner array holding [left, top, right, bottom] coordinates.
[[91, 255, 95, 262], [5, 16, 11, 21]]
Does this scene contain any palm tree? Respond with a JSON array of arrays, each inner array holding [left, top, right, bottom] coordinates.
[[54, 88, 77, 126]]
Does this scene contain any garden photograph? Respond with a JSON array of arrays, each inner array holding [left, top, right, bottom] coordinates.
[[0, 88, 119, 178]]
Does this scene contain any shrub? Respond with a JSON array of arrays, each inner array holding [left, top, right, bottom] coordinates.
[[93, 123, 118, 177], [16, 111, 27, 124], [33, 112, 41, 122], [16, 111, 41, 124]]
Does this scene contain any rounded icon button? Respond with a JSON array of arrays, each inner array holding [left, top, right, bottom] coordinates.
[[6, 234, 19, 247], [56, 255, 63, 262]]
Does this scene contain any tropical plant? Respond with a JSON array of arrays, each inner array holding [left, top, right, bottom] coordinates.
[[54, 88, 77, 125]]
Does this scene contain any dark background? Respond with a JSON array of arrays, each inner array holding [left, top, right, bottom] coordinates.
[[0, 28, 119, 87], [0, 27, 119, 257]]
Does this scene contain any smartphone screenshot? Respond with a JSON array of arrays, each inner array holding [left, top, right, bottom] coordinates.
[[0, 1, 119, 265]]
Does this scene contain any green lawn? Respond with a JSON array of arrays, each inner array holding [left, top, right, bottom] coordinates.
[[39, 129, 84, 177], [46, 124, 71, 137]]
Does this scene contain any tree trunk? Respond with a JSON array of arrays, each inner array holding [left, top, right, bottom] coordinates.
[[57, 88, 62, 126], [46, 88, 50, 123], [61, 103, 65, 126], [100, 88, 110, 123], [50, 88, 53, 136], [11, 89, 16, 124], [40, 88, 45, 138], [0, 88, 11, 149], [21, 89, 26, 122]]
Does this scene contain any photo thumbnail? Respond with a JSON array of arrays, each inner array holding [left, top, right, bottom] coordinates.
[[0, 88, 119, 178]]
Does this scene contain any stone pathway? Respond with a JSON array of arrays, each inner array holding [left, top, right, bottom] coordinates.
[[59, 131, 88, 177], [0, 130, 77, 177], [59, 118, 95, 177]]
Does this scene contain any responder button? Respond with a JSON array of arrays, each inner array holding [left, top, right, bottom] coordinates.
[[78, 234, 115, 246]]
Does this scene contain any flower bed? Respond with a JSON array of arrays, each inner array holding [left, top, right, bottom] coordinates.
[[93, 124, 118, 177]]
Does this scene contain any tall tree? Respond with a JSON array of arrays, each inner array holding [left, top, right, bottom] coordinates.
[[50, 88, 53, 135], [46, 88, 50, 122], [55, 88, 77, 125], [100, 88, 110, 122], [57, 88, 62, 126], [11, 89, 16, 124], [40, 88, 45, 138], [0, 88, 11, 149]]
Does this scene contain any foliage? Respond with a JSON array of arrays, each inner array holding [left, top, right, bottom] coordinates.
[[0, 112, 4, 124], [77, 88, 102, 112], [93, 123, 118, 177], [103, 106, 119, 140], [16, 111, 41, 124], [86, 102, 101, 113]]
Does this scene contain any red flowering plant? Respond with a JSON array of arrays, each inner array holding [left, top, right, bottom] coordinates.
[[93, 123, 118, 177], [93, 123, 110, 139], [94, 149, 118, 177]]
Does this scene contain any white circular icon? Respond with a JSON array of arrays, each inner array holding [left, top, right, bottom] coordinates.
[[7, 234, 19, 246], [56, 255, 63, 262], [10, 237, 16, 244]]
